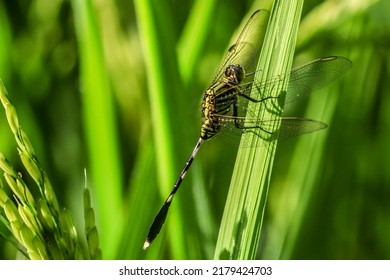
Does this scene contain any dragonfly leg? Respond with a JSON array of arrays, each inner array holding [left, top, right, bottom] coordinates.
[[232, 101, 273, 134]]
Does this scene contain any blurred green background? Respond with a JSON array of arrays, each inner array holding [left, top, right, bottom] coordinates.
[[0, 0, 389, 259]]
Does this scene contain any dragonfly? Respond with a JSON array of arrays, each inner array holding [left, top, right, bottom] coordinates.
[[143, 10, 352, 249]]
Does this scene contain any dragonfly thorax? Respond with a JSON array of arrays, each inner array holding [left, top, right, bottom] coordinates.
[[200, 65, 245, 141]]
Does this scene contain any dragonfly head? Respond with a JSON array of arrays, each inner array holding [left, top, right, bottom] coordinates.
[[224, 65, 245, 84]]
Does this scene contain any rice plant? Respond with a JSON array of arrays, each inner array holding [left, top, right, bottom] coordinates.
[[0, 81, 101, 259]]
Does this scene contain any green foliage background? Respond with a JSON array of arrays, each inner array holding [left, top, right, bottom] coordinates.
[[0, 0, 389, 259]]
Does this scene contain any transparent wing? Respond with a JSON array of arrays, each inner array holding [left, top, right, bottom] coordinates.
[[213, 56, 351, 147], [215, 115, 327, 147], [285, 56, 352, 104], [210, 10, 268, 85], [278, 117, 328, 137], [229, 56, 352, 113]]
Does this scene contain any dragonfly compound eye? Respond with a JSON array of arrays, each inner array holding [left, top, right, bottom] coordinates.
[[225, 65, 245, 84]]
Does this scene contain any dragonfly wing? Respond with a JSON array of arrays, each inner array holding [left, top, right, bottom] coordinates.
[[211, 10, 269, 85], [279, 117, 328, 138], [285, 56, 352, 104], [217, 115, 327, 147]]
